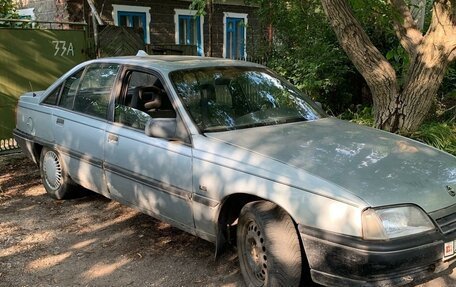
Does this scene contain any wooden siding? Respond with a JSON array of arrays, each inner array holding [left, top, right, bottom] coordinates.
[[18, 0, 265, 58], [16, 0, 69, 22]]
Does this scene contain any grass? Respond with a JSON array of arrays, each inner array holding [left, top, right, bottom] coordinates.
[[339, 106, 456, 156], [411, 121, 456, 156], [338, 106, 374, 127]]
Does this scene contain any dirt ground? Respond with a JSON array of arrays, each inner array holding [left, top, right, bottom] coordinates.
[[0, 153, 455, 287]]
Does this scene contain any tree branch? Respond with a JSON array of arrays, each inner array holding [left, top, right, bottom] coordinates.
[[389, 0, 423, 55], [320, 0, 397, 89], [428, 0, 456, 56], [321, 0, 400, 130]]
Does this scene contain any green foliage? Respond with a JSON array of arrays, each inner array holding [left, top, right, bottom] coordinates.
[[349, 0, 413, 82], [339, 106, 456, 155], [0, 0, 17, 18], [439, 63, 456, 102], [338, 106, 374, 126], [189, 0, 206, 16], [249, 0, 362, 114], [385, 45, 410, 85], [411, 122, 456, 156]]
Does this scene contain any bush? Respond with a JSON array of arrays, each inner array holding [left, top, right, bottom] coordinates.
[[411, 122, 456, 156], [339, 107, 456, 156], [249, 0, 365, 114], [338, 106, 374, 126]]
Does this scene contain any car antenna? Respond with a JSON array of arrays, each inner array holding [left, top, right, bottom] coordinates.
[[29, 81, 37, 97]]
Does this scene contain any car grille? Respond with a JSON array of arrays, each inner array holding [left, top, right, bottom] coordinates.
[[435, 212, 456, 234]]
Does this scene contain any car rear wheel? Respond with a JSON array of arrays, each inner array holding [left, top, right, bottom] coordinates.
[[237, 201, 303, 287], [40, 147, 80, 199]]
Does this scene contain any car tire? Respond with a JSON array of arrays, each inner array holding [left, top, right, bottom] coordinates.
[[237, 201, 303, 287], [39, 147, 80, 199]]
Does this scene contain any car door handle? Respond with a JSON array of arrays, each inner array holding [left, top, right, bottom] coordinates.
[[107, 134, 119, 143], [56, 118, 64, 125]]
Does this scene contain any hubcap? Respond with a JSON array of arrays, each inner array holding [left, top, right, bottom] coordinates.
[[243, 220, 268, 285], [43, 151, 62, 191]]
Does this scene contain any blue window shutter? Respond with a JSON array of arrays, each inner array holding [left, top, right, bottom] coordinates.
[[240, 20, 245, 59], [117, 11, 147, 43], [226, 17, 245, 59], [196, 17, 202, 56], [178, 15, 203, 56]]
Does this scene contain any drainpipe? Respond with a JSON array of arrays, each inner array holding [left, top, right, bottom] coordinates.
[[86, 0, 103, 58], [86, 0, 103, 25], [92, 14, 99, 58]]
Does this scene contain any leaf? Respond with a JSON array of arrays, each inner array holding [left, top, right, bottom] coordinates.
[[386, 49, 395, 60]]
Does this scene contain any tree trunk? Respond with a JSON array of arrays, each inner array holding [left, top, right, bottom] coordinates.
[[398, 41, 450, 132], [320, 0, 401, 132], [321, 0, 456, 133]]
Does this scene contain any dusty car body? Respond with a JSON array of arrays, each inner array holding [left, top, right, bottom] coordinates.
[[14, 56, 456, 287]]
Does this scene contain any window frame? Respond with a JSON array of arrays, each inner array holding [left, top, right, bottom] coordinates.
[[57, 68, 87, 111], [72, 63, 121, 119], [41, 84, 63, 106], [223, 12, 248, 59], [115, 69, 162, 131], [112, 4, 151, 44], [18, 8, 36, 25], [174, 9, 204, 56], [114, 65, 193, 144]]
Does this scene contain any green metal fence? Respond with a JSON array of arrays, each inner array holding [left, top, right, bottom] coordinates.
[[0, 20, 89, 143]]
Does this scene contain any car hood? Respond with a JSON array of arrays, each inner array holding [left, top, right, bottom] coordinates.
[[206, 118, 456, 212]]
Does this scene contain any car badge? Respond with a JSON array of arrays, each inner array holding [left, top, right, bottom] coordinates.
[[446, 186, 456, 197]]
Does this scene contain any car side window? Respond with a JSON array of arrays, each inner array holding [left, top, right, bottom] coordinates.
[[115, 70, 176, 130], [73, 63, 120, 119], [58, 69, 84, 110], [42, 85, 62, 106]]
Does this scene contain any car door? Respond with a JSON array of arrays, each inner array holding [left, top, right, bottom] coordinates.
[[103, 68, 194, 229], [52, 63, 121, 196]]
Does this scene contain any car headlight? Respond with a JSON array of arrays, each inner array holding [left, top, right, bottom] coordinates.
[[362, 205, 435, 240]]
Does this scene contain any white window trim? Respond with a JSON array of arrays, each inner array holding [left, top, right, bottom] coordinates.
[[18, 8, 36, 28], [18, 8, 36, 20], [112, 4, 151, 44], [223, 12, 248, 59], [174, 9, 204, 56]]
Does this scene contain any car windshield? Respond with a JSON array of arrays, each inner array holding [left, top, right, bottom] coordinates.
[[170, 66, 326, 132]]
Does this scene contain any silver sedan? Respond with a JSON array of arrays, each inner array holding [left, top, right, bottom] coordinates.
[[14, 56, 456, 287]]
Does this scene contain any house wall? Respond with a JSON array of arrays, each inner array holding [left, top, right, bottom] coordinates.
[[16, 0, 69, 22], [16, 0, 266, 58], [210, 3, 263, 58], [100, 0, 263, 58]]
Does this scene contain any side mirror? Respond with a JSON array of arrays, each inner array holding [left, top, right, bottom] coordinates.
[[145, 118, 177, 139], [315, 101, 323, 108]]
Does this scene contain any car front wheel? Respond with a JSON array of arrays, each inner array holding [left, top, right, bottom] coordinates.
[[40, 147, 80, 199], [237, 201, 303, 287]]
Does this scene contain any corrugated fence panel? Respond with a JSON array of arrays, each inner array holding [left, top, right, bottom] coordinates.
[[0, 28, 88, 140]]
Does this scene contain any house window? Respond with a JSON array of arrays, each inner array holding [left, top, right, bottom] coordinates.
[[112, 5, 151, 44], [18, 8, 36, 28], [174, 9, 204, 56], [223, 12, 247, 59], [18, 8, 35, 21]]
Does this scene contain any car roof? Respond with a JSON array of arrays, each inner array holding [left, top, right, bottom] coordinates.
[[88, 55, 265, 73]]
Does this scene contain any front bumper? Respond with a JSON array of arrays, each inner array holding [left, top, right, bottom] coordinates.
[[299, 225, 456, 287]]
